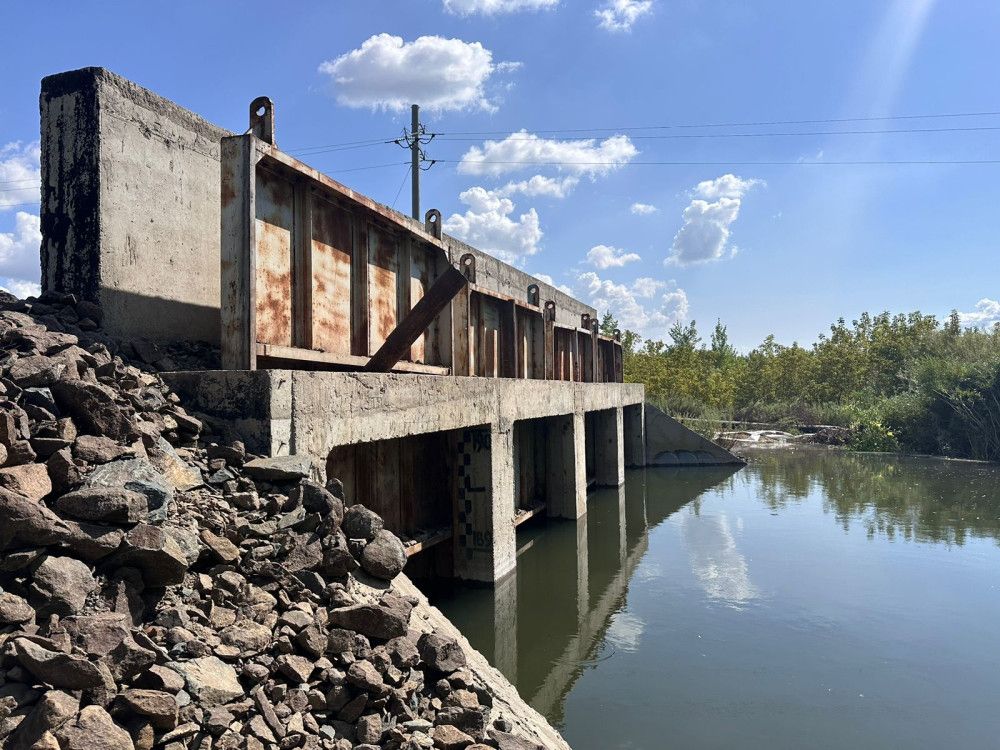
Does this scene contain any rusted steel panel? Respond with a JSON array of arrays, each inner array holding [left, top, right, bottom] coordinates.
[[220, 136, 256, 370], [364, 265, 467, 373], [368, 223, 399, 352], [254, 167, 294, 347], [310, 196, 353, 355]]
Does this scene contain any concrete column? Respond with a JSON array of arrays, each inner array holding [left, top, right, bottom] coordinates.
[[452, 424, 517, 582], [575, 514, 590, 623], [545, 413, 587, 519], [623, 404, 645, 468], [493, 570, 518, 682], [594, 408, 625, 487], [617, 483, 627, 566]]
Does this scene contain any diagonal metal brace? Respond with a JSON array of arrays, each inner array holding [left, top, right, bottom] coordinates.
[[364, 264, 469, 373]]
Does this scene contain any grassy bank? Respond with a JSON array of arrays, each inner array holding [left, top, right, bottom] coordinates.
[[606, 311, 1000, 461]]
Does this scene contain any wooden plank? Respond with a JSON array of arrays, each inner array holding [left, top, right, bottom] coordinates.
[[256, 343, 450, 374], [292, 181, 313, 350], [364, 265, 468, 373], [404, 527, 453, 558], [220, 135, 256, 370]]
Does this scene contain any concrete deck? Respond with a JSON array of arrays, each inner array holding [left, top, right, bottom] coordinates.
[[166, 371, 645, 583]]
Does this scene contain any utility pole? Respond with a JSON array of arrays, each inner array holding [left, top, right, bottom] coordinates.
[[411, 104, 420, 220], [394, 106, 435, 220]]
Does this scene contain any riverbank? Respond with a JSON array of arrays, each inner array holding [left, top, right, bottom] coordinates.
[[0, 290, 564, 750]]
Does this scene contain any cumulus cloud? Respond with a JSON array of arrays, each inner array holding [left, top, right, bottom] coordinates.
[[586, 244, 641, 269], [497, 175, 579, 199], [533, 272, 574, 296], [630, 202, 657, 215], [595, 0, 653, 31], [444, 0, 558, 14], [443, 187, 542, 262], [0, 278, 40, 299], [959, 298, 1000, 329], [667, 174, 762, 267], [577, 271, 687, 339], [0, 142, 41, 211], [318, 34, 516, 112], [458, 130, 637, 177], [0, 211, 41, 283]]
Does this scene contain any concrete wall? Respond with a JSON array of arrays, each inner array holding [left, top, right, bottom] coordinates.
[[40, 67, 595, 343], [644, 403, 744, 465], [41, 68, 231, 343]]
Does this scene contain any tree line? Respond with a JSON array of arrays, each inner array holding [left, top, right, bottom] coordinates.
[[601, 310, 1000, 461]]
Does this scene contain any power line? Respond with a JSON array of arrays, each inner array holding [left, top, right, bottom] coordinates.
[[436, 158, 1000, 167], [436, 109, 1000, 137], [391, 164, 412, 210], [435, 124, 1000, 142]]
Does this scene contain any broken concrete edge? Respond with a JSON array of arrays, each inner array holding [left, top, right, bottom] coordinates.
[[394, 574, 572, 750]]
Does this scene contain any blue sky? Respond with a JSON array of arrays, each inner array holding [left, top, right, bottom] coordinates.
[[2, 0, 998, 349]]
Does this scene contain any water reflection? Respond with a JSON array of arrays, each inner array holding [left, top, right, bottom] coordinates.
[[423, 451, 1000, 749], [744, 449, 1000, 545]]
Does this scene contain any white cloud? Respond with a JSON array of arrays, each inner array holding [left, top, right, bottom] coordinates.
[[443, 187, 542, 262], [595, 0, 653, 32], [318, 34, 515, 112], [959, 298, 1000, 329], [630, 202, 657, 215], [586, 244, 641, 269], [444, 0, 558, 15], [667, 174, 762, 266], [497, 175, 579, 199], [0, 278, 40, 299], [458, 130, 637, 177], [0, 211, 41, 283], [533, 272, 574, 296], [577, 271, 687, 339], [0, 142, 41, 211]]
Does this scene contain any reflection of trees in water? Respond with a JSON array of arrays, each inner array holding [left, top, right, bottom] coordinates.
[[746, 449, 1000, 546]]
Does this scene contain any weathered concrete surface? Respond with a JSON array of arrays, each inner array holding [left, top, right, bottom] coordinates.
[[645, 403, 744, 465], [394, 573, 572, 750], [164, 370, 644, 456], [41, 68, 232, 343]]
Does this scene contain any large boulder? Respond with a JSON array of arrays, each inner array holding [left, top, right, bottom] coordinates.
[[29, 554, 97, 616], [417, 631, 467, 673], [169, 656, 244, 705], [51, 379, 137, 443], [243, 455, 323, 483], [342, 505, 384, 542], [54, 705, 135, 750], [12, 638, 108, 690], [83, 457, 173, 522], [0, 462, 52, 501], [54, 486, 150, 524], [328, 595, 412, 641], [116, 525, 188, 586], [360, 529, 407, 580]]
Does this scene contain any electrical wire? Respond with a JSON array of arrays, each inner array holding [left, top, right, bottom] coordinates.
[[435, 158, 1000, 167], [391, 164, 412, 210]]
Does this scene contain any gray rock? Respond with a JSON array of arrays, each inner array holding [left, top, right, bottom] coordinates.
[[120, 689, 179, 730], [54, 486, 149, 523], [243, 455, 323, 483], [328, 596, 412, 641], [8, 354, 66, 387], [54, 705, 135, 750], [342, 506, 384, 542], [418, 632, 467, 673], [487, 729, 544, 750], [346, 660, 385, 694], [7, 689, 79, 748], [29, 554, 97, 616], [169, 656, 244, 705], [117, 525, 188, 586], [12, 638, 107, 689], [72, 434, 130, 464], [84, 457, 173, 522], [0, 462, 52, 500], [0, 591, 34, 624], [360, 529, 407, 580], [356, 714, 383, 745], [51, 379, 138, 443]]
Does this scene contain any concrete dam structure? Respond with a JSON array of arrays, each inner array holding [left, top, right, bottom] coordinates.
[[40, 67, 741, 591]]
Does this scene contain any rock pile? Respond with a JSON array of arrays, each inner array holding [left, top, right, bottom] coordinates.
[[0, 290, 540, 750]]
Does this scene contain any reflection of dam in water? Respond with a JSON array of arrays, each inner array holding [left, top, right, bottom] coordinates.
[[422, 465, 739, 724]]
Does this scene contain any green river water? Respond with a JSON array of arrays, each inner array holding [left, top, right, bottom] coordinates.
[[422, 449, 1000, 750]]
